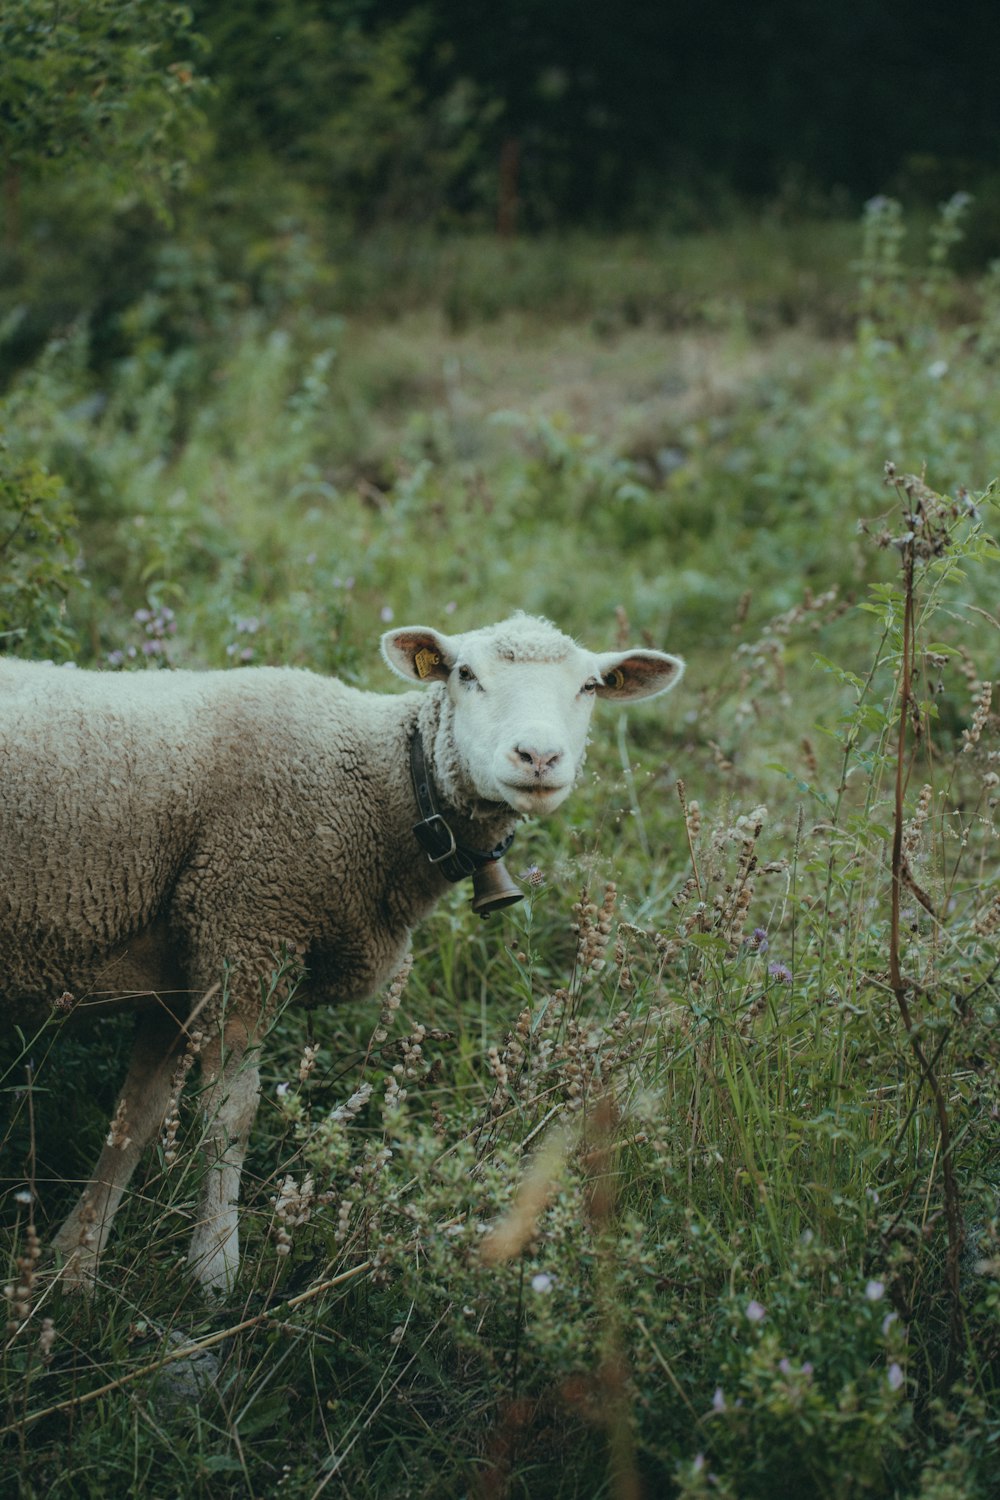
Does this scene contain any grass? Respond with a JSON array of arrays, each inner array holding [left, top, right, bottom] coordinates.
[[1, 197, 999, 1497]]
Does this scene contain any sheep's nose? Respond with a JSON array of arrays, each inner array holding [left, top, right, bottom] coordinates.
[[512, 744, 563, 778]]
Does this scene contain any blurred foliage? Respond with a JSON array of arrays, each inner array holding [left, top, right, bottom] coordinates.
[[0, 432, 80, 657], [0, 0, 208, 218]]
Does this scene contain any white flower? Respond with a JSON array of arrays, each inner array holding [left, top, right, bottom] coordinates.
[[865, 1279, 885, 1301], [530, 1273, 553, 1294], [887, 1362, 905, 1391]]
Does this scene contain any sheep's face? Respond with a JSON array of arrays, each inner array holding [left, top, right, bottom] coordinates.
[[382, 615, 683, 816]]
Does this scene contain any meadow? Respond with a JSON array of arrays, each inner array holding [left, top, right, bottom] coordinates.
[[2, 198, 999, 1497]]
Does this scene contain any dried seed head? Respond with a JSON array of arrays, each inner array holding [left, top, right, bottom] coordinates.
[[105, 1097, 132, 1152], [963, 682, 993, 753]]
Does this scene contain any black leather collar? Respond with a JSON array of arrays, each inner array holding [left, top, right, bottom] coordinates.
[[409, 730, 516, 884]]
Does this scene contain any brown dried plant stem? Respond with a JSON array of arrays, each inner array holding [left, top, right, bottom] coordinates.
[[889, 540, 963, 1381], [0, 1260, 373, 1439]]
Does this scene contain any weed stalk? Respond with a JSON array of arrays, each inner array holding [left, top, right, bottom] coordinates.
[[887, 485, 964, 1388]]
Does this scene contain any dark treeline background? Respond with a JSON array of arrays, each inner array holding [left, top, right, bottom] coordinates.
[[196, 0, 1000, 226]]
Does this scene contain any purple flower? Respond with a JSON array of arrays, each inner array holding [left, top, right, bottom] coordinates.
[[887, 1362, 904, 1392], [711, 1386, 726, 1413], [752, 927, 769, 954], [767, 963, 793, 984], [745, 1300, 766, 1324], [865, 1279, 885, 1302]]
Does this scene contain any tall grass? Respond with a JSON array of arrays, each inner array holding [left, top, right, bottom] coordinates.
[[1, 200, 999, 1496]]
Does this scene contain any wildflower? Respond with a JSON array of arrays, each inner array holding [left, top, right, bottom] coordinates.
[[881, 1311, 898, 1337], [711, 1386, 726, 1413], [14, 1189, 33, 1206], [887, 1362, 905, 1392], [750, 927, 769, 954], [926, 360, 949, 380], [380, 605, 394, 623], [276, 1081, 291, 1098], [865, 1279, 885, 1301], [767, 962, 793, 984], [745, 1300, 766, 1324], [531, 1273, 553, 1294]]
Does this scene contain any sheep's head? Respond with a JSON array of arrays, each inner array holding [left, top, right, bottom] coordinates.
[[382, 613, 683, 816]]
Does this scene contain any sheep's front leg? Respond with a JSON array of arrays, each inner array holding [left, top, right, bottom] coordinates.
[[53, 1005, 184, 1286], [186, 1020, 261, 1295]]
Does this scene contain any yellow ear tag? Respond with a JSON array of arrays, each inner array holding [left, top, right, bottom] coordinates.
[[415, 648, 441, 680], [607, 668, 626, 690]]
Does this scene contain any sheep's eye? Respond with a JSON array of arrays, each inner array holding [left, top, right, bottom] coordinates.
[[581, 677, 599, 695], [457, 665, 479, 687]]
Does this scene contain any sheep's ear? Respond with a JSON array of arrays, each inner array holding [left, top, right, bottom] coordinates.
[[592, 649, 684, 701], [381, 626, 455, 684]]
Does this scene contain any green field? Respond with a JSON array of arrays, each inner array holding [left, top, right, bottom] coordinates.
[[2, 201, 1000, 1497]]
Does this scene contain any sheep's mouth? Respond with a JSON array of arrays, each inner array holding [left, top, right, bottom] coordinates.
[[499, 780, 570, 801]]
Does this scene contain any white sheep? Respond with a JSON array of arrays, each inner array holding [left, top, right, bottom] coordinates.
[[1, 613, 683, 1291]]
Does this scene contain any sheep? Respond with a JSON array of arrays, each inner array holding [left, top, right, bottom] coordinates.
[[1, 613, 683, 1292]]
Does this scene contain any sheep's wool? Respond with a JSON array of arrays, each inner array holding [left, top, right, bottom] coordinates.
[[484, 612, 575, 664]]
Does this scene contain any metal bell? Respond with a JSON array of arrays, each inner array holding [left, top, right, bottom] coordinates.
[[470, 858, 524, 918]]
